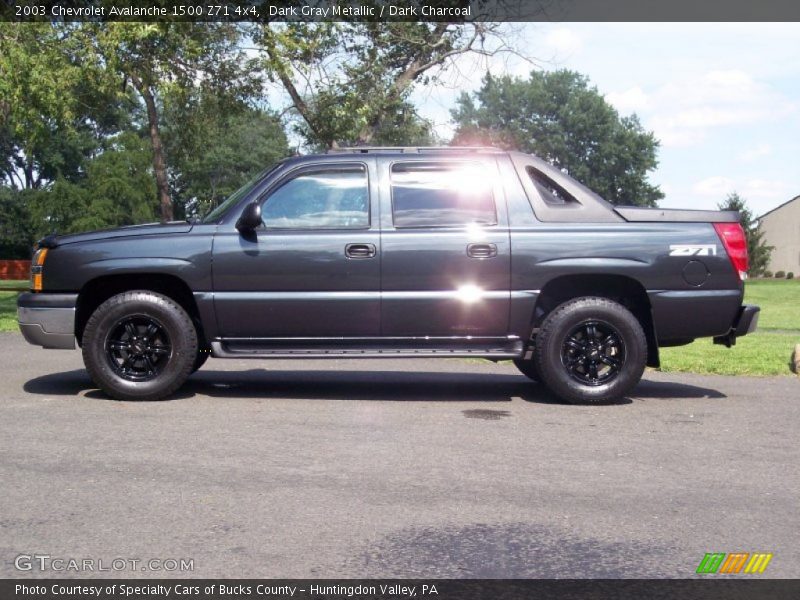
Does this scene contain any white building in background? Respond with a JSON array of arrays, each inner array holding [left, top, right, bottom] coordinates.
[[759, 195, 800, 274]]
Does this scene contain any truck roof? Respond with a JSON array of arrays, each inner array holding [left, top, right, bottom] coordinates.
[[280, 147, 621, 222], [325, 146, 505, 155]]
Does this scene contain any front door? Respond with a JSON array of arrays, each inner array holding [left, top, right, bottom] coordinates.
[[379, 159, 511, 338], [212, 160, 380, 338]]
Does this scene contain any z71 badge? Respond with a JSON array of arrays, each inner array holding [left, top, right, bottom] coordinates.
[[669, 244, 717, 256]]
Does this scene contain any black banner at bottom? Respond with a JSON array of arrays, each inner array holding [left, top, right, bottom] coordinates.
[[3, 579, 800, 600]]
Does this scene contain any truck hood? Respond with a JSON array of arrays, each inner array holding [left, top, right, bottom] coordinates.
[[39, 222, 194, 248]]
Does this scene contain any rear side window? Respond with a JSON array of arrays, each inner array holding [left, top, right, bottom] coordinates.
[[261, 165, 369, 229], [526, 166, 578, 206], [390, 162, 496, 228]]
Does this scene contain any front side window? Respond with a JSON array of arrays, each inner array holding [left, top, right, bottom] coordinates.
[[261, 165, 369, 229], [201, 162, 283, 223], [391, 162, 497, 228]]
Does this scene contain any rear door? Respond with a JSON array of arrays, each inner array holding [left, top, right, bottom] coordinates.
[[378, 158, 511, 337]]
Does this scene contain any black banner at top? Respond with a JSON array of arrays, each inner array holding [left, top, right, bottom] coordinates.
[[2, 0, 800, 22]]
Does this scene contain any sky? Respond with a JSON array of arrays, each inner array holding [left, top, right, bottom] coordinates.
[[410, 22, 800, 217]]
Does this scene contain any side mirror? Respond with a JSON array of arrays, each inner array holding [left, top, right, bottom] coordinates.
[[235, 202, 262, 233]]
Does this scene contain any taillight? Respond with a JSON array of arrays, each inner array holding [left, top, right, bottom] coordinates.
[[713, 222, 749, 281]]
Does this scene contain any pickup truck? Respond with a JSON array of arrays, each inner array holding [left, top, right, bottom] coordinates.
[[17, 147, 759, 403]]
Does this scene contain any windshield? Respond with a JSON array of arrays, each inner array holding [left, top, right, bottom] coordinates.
[[201, 162, 284, 224]]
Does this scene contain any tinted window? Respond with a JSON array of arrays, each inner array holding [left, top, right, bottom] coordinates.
[[261, 166, 369, 229], [526, 166, 576, 205], [391, 162, 496, 228], [201, 162, 283, 224]]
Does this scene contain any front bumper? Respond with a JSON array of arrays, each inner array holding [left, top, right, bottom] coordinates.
[[713, 304, 760, 347], [17, 292, 78, 349]]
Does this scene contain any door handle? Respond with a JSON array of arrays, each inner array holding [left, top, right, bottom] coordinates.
[[345, 243, 377, 259], [467, 243, 497, 259]]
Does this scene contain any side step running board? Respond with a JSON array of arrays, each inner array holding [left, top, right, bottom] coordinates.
[[211, 338, 524, 359]]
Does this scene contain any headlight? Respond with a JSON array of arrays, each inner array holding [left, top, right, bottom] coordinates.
[[31, 248, 48, 292]]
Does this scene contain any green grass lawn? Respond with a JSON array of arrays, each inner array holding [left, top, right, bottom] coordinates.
[[0, 279, 28, 290], [659, 279, 799, 377], [0, 280, 26, 332], [1, 278, 798, 376], [735, 278, 800, 330]]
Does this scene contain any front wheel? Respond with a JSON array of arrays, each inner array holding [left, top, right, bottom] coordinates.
[[82, 291, 198, 401], [534, 297, 647, 404], [191, 347, 211, 373], [513, 358, 540, 381]]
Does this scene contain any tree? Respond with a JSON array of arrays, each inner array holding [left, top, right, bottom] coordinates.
[[23, 133, 159, 240], [255, 22, 519, 148], [0, 23, 125, 191], [0, 186, 34, 258], [25, 178, 90, 239], [74, 133, 159, 233], [162, 91, 290, 218], [718, 192, 773, 277], [451, 70, 664, 207], [87, 22, 261, 222], [0, 23, 157, 249]]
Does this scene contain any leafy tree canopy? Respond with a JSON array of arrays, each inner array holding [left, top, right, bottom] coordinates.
[[0, 23, 130, 190], [25, 132, 158, 240], [162, 90, 290, 218], [85, 22, 263, 221], [256, 22, 517, 148], [0, 186, 34, 258], [451, 70, 664, 207]]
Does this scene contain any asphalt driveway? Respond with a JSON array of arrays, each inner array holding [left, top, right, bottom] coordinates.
[[0, 332, 797, 578]]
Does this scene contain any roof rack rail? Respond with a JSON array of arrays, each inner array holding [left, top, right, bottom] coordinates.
[[326, 146, 503, 155]]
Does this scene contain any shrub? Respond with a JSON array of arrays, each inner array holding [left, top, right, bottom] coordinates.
[[763, 270, 773, 278], [775, 271, 786, 278], [788, 272, 795, 279]]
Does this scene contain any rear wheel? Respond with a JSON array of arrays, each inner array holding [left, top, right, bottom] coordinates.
[[534, 297, 647, 404], [82, 291, 198, 400]]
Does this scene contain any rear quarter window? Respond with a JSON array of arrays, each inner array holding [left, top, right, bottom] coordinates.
[[526, 166, 577, 206]]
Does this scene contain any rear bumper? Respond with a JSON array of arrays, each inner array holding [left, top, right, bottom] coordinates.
[[649, 289, 743, 341], [713, 304, 760, 347], [17, 292, 78, 349]]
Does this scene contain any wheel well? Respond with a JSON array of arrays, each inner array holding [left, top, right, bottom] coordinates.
[[75, 274, 206, 347], [533, 274, 659, 367]]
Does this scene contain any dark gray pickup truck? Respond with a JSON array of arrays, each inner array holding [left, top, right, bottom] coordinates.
[[18, 147, 759, 403]]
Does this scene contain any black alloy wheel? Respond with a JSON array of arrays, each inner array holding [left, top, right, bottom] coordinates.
[[105, 315, 172, 382], [560, 320, 625, 386], [82, 290, 198, 401], [533, 296, 647, 404]]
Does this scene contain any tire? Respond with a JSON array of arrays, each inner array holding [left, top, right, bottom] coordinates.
[[191, 348, 210, 373], [513, 358, 540, 381], [82, 291, 198, 401], [533, 297, 647, 404]]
